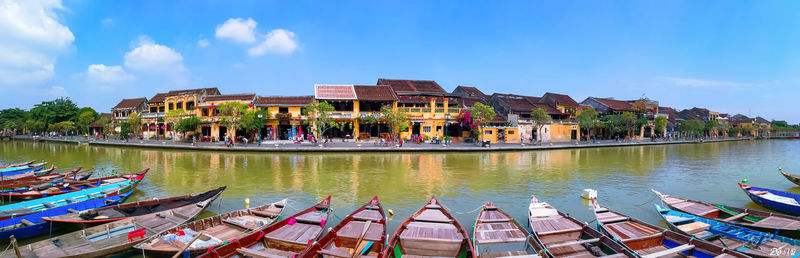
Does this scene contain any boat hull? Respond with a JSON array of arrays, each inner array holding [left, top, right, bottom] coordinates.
[[739, 183, 800, 216]]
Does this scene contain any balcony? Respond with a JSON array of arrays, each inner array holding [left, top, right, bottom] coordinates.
[[142, 112, 165, 118], [328, 112, 352, 119], [359, 112, 383, 118], [448, 109, 461, 114]]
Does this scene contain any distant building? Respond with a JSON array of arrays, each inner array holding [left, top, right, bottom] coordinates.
[[378, 79, 462, 141], [111, 97, 147, 122], [489, 93, 576, 142], [255, 96, 314, 140]]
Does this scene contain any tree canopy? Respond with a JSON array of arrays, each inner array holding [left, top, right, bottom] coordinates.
[[654, 115, 667, 135], [30, 97, 79, 125], [381, 105, 409, 140]]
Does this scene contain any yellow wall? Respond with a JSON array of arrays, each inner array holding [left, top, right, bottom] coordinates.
[[482, 127, 520, 143], [548, 123, 579, 142]]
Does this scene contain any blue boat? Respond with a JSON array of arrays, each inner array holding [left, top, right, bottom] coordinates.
[[655, 203, 800, 258], [738, 183, 800, 216], [0, 190, 134, 240], [0, 170, 94, 195], [0, 171, 146, 221], [0, 162, 48, 177]]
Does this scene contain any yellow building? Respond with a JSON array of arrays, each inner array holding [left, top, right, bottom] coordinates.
[[313, 84, 398, 141], [378, 79, 462, 141], [482, 126, 520, 143], [142, 93, 166, 138], [195, 93, 257, 141], [164, 88, 220, 113], [254, 96, 314, 140]]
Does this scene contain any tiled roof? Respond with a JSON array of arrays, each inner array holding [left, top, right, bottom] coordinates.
[[524, 96, 542, 104], [460, 97, 486, 108], [499, 95, 536, 113], [377, 78, 446, 93], [542, 92, 579, 107], [678, 107, 711, 121], [533, 103, 561, 115], [454, 86, 488, 101], [579, 105, 592, 110], [730, 114, 751, 121], [315, 84, 356, 99], [167, 87, 220, 96], [659, 106, 681, 123], [353, 85, 397, 101], [755, 117, 769, 124], [593, 97, 633, 112], [112, 98, 147, 109], [204, 93, 257, 102], [256, 96, 314, 106], [149, 93, 167, 103]]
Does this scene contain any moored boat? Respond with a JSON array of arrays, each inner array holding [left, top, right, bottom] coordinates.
[[0, 167, 90, 192], [0, 188, 135, 241], [472, 200, 538, 257], [0, 170, 146, 221], [527, 196, 633, 258], [383, 197, 474, 258], [655, 203, 799, 257], [593, 200, 745, 258], [0, 162, 48, 177], [0, 160, 35, 169], [1, 169, 146, 200], [300, 196, 386, 257], [779, 168, 800, 186], [12, 187, 224, 258], [135, 197, 285, 256], [654, 189, 800, 239], [738, 183, 800, 216], [197, 196, 332, 258], [46, 186, 228, 229]]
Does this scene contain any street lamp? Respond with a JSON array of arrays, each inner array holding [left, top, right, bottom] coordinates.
[[257, 112, 263, 146], [444, 113, 450, 145]]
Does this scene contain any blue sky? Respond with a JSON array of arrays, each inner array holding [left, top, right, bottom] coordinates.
[[2, 1, 800, 123]]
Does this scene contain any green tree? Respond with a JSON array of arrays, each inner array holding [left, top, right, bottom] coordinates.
[[678, 120, 703, 138], [576, 108, 599, 139], [216, 102, 249, 137], [24, 120, 46, 133], [472, 103, 496, 142], [305, 101, 341, 142], [0, 108, 28, 131], [381, 105, 409, 141], [29, 97, 79, 125], [654, 115, 668, 137], [704, 120, 718, 136], [76, 109, 100, 134], [530, 107, 552, 142], [727, 126, 741, 137], [601, 114, 622, 138], [164, 109, 187, 135], [619, 111, 636, 138], [176, 116, 202, 136], [118, 121, 131, 139], [235, 109, 262, 140], [126, 112, 143, 136], [48, 121, 76, 135]]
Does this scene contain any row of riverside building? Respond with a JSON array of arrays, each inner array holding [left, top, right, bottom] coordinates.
[[107, 78, 774, 143]]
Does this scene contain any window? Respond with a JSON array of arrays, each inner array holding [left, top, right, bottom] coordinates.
[[186, 101, 195, 110], [279, 107, 289, 114], [202, 109, 209, 116], [176, 102, 183, 109], [485, 130, 493, 135], [158, 106, 165, 112], [150, 107, 157, 112], [436, 126, 442, 132], [508, 130, 515, 135], [168, 103, 174, 110], [423, 126, 431, 133]]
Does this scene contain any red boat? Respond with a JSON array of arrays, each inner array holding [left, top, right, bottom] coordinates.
[[0, 160, 35, 169], [0, 167, 86, 190], [0, 169, 148, 200]]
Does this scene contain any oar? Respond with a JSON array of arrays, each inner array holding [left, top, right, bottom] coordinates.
[[171, 233, 205, 258], [351, 221, 372, 258]]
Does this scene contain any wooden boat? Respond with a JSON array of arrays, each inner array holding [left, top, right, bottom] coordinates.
[[0, 167, 90, 192], [46, 186, 229, 229], [0, 188, 135, 241], [593, 200, 746, 258], [654, 189, 800, 239], [0, 165, 57, 181], [300, 196, 386, 258], [656, 203, 800, 258], [14, 187, 224, 258], [135, 198, 286, 256], [779, 168, 800, 186], [0, 161, 48, 177], [0, 170, 146, 221], [198, 196, 331, 258], [739, 183, 800, 216], [527, 196, 633, 258], [1, 170, 145, 200], [471, 201, 537, 257], [383, 197, 474, 258], [0, 160, 34, 169]]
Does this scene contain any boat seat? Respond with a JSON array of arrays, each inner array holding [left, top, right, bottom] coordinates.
[[318, 246, 353, 257], [641, 244, 694, 258], [749, 190, 768, 195], [41, 202, 56, 208], [677, 221, 710, 235], [20, 219, 35, 226], [67, 208, 80, 213], [266, 223, 323, 245], [479, 210, 511, 223], [236, 247, 296, 258], [251, 207, 282, 217], [594, 208, 609, 212], [337, 221, 384, 242], [721, 213, 748, 222], [65, 198, 79, 203], [425, 204, 441, 209], [294, 211, 327, 224], [352, 209, 383, 221], [414, 209, 453, 223], [663, 215, 693, 224]]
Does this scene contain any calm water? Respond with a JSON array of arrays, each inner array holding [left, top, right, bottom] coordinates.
[[2, 139, 800, 248]]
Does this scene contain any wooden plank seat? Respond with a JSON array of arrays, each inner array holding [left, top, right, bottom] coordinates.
[[352, 209, 383, 221], [318, 246, 352, 257], [474, 222, 526, 244], [545, 238, 600, 249], [295, 211, 327, 224], [753, 216, 800, 228], [237, 247, 296, 258], [663, 215, 693, 224], [596, 212, 628, 224], [479, 210, 511, 223], [606, 222, 660, 240], [479, 251, 539, 258], [640, 244, 694, 258], [414, 209, 453, 223], [251, 206, 283, 217], [530, 217, 583, 235], [337, 221, 384, 242], [221, 217, 261, 230], [399, 221, 463, 257], [661, 197, 686, 206], [721, 212, 748, 222], [266, 223, 323, 245]]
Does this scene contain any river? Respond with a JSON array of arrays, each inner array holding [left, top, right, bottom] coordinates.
[[1, 139, 799, 248]]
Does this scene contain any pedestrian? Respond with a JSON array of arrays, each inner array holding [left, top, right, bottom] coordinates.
[[192, 135, 196, 146]]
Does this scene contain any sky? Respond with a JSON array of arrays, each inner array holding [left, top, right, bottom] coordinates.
[[2, 0, 800, 123]]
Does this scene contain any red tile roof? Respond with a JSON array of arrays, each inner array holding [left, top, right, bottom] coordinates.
[[353, 85, 397, 101], [167, 87, 220, 96], [377, 78, 446, 93], [256, 96, 314, 106], [460, 97, 486, 108], [593, 98, 633, 112], [533, 103, 562, 115], [112, 98, 147, 109], [149, 93, 167, 103], [542, 92, 579, 107], [315, 84, 356, 99], [204, 93, 257, 102], [659, 106, 681, 123], [454, 86, 488, 100]]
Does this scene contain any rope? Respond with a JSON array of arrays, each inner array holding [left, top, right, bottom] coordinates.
[[283, 200, 303, 212], [445, 204, 483, 215], [0, 241, 12, 257], [634, 195, 658, 207]]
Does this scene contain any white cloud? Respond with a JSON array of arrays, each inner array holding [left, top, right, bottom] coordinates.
[[123, 35, 188, 86], [215, 18, 257, 44], [248, 29, 298, 56], [87, 64, 134, 84], [46, 85, 66, 97], [101, 18, 114, 26], [197, 39, 210, 48], [0, 0, 74, 86], [665, 77, 760, 87]]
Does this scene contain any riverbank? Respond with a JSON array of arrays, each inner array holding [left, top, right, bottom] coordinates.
[[7, 135, 753, 152]]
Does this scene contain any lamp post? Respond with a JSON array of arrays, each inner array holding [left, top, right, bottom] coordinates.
[[444, 113, 450, 145], [257, 113, 263, 146]]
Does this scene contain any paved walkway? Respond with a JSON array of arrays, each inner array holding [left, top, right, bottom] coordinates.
[[7, 135, 753, 152]]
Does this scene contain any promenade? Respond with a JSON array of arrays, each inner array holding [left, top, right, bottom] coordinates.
[[7, 135, 753, 152]]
